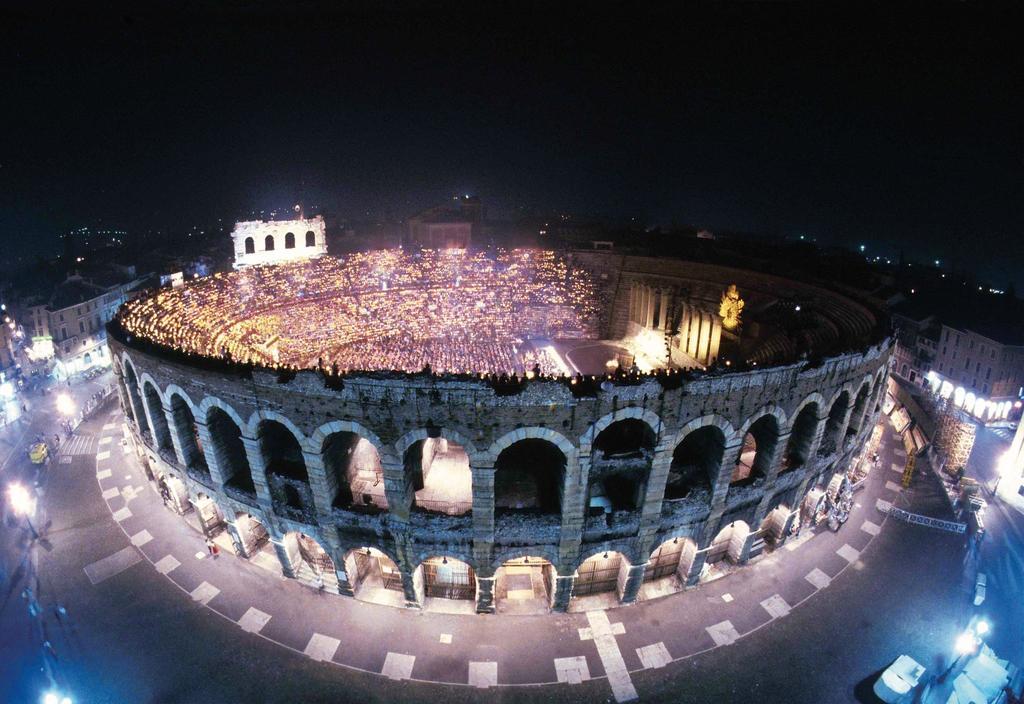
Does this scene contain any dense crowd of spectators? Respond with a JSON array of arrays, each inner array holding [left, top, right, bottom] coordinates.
[[117, 248, 600, 375]]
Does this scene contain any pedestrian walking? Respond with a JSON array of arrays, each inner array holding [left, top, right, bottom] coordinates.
[[206, 537, 219, 558]]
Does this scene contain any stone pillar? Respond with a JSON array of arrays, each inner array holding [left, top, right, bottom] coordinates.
[[683, 548, 708, 586], [558, 453, 586, 571], [301, 449, 336, 518], [271, 536, 297, 578], [162, 402, 191, 469], [471, 461, 495, 569], [381, 458, 411, 522], [222, 515, 249, 557], [660, 291, 671, 331], [645, 288, 656, 328], [636, 443, 673, 559], [195, 420, 228, 486], [240, 435, 274, 506], [401, 568, 423, 608], [551, 574, 575, 612], [475, 576, 495, 614], [710, 438, 745, 508], [619, 563, 647, 604]]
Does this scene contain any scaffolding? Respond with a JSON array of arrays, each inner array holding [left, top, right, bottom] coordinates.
[[933, 398, 976, 478]]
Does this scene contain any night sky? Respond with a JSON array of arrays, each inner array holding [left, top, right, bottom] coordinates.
[[1, 3, 1020, 282]]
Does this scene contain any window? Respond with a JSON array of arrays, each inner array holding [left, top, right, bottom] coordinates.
[[305, 230, 316, 247], [964, 359, 969, 370], [970, 339, 975, 349], [244, 237, 255, 254], [991, 350, 996, 360], [939, 363, 944, 372], [986, 367, 992, 380], [79, 321, 85, 333], [264, 235, 275, 251], [942, 346, 947, 355], [284, 232, 295, 249], [983, 383, 989, 394]]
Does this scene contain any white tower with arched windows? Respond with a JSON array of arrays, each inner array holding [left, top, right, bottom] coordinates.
[[231, 214, 328, 269]]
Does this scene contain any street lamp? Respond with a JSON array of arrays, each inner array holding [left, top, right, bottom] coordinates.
[[8, 482, 39, 539], [56, 393, 75, 417], [939, 627, 983, 683]]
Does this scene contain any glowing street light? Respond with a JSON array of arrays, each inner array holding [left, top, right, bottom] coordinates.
[[42, 692, 72, 704], [56, 393, 75, 416], [8, 482, 39, 539]]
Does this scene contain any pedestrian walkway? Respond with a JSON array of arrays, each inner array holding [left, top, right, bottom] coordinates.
[[60, 434, 96, 456], [86, 412, 903, 700]]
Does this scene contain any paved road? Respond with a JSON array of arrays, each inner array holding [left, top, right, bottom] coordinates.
[[0, 407, 977, 703]]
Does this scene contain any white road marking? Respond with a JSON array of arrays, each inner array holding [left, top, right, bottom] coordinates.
[[554, 655, 591, 684], [885, 480, 902, 493], [101, 488, 120, 500], [154, 555, 180, 574], [636, 642, 672, 669], [876, 499, 892, 513], [837, 544, 861, 563], [305, 633, 341, 663], [706, 620, 740, 646], [891, 462, 903, 472], [439, 633, 452, 644], [760, 594, 791, 619], [96, 450, 110, 461], [98, 436, 112, 445], [111, 507, 132, 522], [805, 568, 831, 589], [861, 520, 881, 536], [130, 529, 152, 547], [468, 661, 498, 688], [83, 546, 142, 585], [103, 423, 116, 431], [581, 610, 637, 701], [96, 468, 112, 480], [381, 652, 415, 680], [721, 593, 734, 602], [238, 607, 272, 633], [190, 581, 220, 605]]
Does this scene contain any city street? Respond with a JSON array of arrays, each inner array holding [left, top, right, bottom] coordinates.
[[1, 398, 993, 703]]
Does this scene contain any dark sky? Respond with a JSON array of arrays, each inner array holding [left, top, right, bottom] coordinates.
[[1, 2, 1021, 281]]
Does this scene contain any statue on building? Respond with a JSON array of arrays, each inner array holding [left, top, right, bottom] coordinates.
[[719, 284, 744, 330]]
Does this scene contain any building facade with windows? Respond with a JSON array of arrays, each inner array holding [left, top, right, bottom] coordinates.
[[25, 273, 148, 379], [931, 325, 1024, 403], [231, 215, 328, 269]]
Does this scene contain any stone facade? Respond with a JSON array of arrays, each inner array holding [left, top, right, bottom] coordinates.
[[110, 330, 892, 613]]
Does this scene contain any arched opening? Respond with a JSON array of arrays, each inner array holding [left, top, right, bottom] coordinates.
[[264, 234, 275, 251], [418, 556, 476, 602], [407, 433, 472, 516], [495, 555, 554, 614], [572, 551, 629, 600], [588, 419, 656, 514], [322, 432, 387, 512], [207, 407, 255, 496], [284, 232, 295, 249], [233, 511, 271, 559], [282, 532, 338, 591], [759, 502, 792, 547], [818, 391, 850, 456], [494, 439, 566, 514], [732, 415, 780, 486], [83, 352, 92, 365], [847, 383, 871, 437], [124, 362, 149, 437], [190, 491, 225, 537], [641, 536, 698, 598], [169, 393, 206, 473], [665, 426, 722, 502], [143, 382, 173, 453], [305, 230, 316, 247], [705, 520, 750, 573], [344, 547, 404, 607], [257, 420, 312, 514], [157, 472, 189, 514], [244, 236, 255, 254], [784, 403, 819, 471]]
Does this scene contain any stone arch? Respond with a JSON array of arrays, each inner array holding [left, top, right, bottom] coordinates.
[[730, 411, 781, 486], [162, 384, 198, 414], [492, 544, 561, 570], [198, 396, 247, 433], [643, 535, 699, 587], [586, 414, 661, 514], [706, 519, 751, 566], [166, 388, 205, 471], [264, 234, 275, 251], [397, 426, 477, 516], [206, 404, 254, 494], [281, 531, 337, 589], [665, 421, 727, 502], [735, 404, 787, 440], [284, 232, 296, 249], [120, 354, 146, 431], [665, 414, 738, 453], [247, 410, 307, 445], [314, 421, 388, 512], [342, 545, 404, 601], [818, 388, 852, 456], [488, 426, 576, 464], [494, 437, 567, 515], [847, 379, 873, 436], [417, 554, 477, 602], [572, 549, 631, 599], [253, 415, 312, 514], [580, 406, 663, 450], [141, 378, 173, 452]]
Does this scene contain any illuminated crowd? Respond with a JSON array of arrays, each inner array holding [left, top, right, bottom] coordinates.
[[117, 249, 600, 375]]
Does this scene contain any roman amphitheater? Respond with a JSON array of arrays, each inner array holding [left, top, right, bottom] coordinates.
[[107, 244, 892, 615]]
